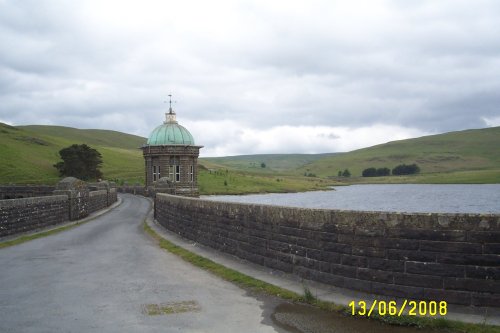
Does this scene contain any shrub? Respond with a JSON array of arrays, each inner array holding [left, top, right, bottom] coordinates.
[[342, 169, 351, 177], [362, 167, 377, 177], [392, 163, 420, 175], [376, 167, 391, 176]]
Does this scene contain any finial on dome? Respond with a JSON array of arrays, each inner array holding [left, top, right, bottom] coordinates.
[[164, 94, 177, 123]]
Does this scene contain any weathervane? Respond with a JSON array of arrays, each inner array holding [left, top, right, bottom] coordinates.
[[164, 94, 177, 123], [164, 94, 177, 114]]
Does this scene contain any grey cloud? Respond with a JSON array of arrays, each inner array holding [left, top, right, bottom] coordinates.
[[0, 0, 499, 155]]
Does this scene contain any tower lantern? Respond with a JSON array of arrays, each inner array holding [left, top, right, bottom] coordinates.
[[141, 96, 203, 196]]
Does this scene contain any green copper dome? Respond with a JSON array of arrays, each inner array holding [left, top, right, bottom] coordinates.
[[147, 123, 195, 145], [146, 110, 195, 145]]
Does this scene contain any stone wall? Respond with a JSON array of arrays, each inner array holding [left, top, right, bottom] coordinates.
[[108, 188, 117, 205], [0, 185, 55, 199], [54, 177, 89, 220], [0, 195, 69, 237], [155, 193, 500, 307], [0, 178, 118, 238], [118, 184, 146, 196], [89, 190, 108, 213]]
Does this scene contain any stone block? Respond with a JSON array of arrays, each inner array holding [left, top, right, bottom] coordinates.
[[420, 240, 482, 254], [340, 254, 368, 267], [330, 263, 357, 278], [352, 246, 386, 258], [437, 253, 500, 266], [368, 258, 405, 272], [406, 262, 465, 278], [387, 229, 466, 242], [387, 249, 437, 262], [357, 268, 394, 284], [372, 282, 424, 300], [393, 273, 443, 289], [344, 277, 372, 293], [320, 250, 342, 264], [471, 292, 500, 307], [383, 238, 420, 250], [423, 289, 471, 305], [316, 272, 344, 287], [444, 277, 500, 293]]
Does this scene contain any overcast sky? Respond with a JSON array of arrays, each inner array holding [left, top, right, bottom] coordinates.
[[1, 0, 499, 156]]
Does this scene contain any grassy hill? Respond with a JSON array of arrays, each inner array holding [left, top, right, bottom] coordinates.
[[1, 122, 499, 188], [0, 123, 331, 192], [296, 126, 500, 183], [197, 127, 500, 184], [0, 123, 146, 184], [203, 153, 338, 174]]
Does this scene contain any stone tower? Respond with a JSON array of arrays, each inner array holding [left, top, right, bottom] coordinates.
[[142, 101, 202, 196]]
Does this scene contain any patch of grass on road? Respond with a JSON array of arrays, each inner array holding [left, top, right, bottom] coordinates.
[[142, 301, 201, 315], [144, 221, 500, 333]]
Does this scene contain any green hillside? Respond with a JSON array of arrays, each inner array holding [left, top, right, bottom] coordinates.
[[297, 127, 500, 183], [0, 123, 146, 184], [1, 122, 499, 188], [203, 153, 338, 174], [19, 125, 146, 150]]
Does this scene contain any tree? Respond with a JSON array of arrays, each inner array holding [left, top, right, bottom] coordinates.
[[392, 163, 420, 175], [261, 162, 266, 168], [362, 167, 377, 177], [363, 167, 391, 177], [338, 170, 342, 177], [54, 144, 103, 180], [376, 167, 391, 176], [342, 169, 351, 177]]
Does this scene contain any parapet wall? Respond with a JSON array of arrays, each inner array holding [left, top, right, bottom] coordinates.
[[118, 184, 146, 196], [155, 193, 500, 307], [89, 190, 109, 213], [0, 195, 69, 237], [0, 178, 118, 238], [0, 185, 55, 199]]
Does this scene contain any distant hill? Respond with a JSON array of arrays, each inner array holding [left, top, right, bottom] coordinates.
[[0, 123, 146, 184], [202, 153, 338, 174], [1, 123, 499, 186], [19, 125, 146, 150], [296, 126, 500, 183], [198, 127, 500, 183]]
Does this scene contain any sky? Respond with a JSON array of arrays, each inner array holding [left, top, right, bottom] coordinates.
[[1, 0, 499, 157]]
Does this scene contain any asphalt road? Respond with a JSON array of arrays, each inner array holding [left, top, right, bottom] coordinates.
[[0, 194, 283, 333]]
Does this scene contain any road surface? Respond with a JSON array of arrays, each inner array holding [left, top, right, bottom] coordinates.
[[0, 194, 283, 333]]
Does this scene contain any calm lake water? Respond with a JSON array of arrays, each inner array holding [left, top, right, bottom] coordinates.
[[203, 184, 500, 214]]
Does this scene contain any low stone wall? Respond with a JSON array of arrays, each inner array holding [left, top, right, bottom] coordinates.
[[0, 178, 118, 238], [0, 195, 69, 237], [155, 194, 500, 307], [0, 185, 55, 199], [118, 185, 146, 196], [108, 188, 117, 205], [89, 190, 109, 213]]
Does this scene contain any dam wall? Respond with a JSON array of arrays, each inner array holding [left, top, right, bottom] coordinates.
[[155, 193, 500, 307]]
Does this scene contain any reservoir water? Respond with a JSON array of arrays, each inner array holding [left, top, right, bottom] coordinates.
[[203, 184, 500, 214]]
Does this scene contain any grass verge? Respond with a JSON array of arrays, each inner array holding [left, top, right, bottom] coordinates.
[[144, 221, 500, 333], [0, 221, 86, 249]]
